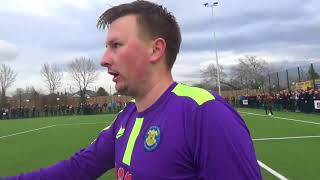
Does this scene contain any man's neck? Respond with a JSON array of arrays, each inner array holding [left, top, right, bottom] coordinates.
[[135, 77, 173, 112]]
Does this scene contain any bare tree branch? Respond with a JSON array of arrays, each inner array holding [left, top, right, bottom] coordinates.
[[0, 64, 17, 96], [68, 57, 99, 102], [200, 63, 226, 89], [41, 63, 62, 94], [0, 64, 17, 107], [231, 55, 269, 90]]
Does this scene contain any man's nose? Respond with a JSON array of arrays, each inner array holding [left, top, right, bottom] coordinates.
[[100, 48, 112, 67]]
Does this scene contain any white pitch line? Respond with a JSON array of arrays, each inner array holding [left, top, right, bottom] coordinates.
[[254, 135, 320, 141], [258, 160, 288, 180], [56, 122, 107, 126], [0, 125, 57, 139], [0, 122, 106, 140], [239, 111, 320, 125]]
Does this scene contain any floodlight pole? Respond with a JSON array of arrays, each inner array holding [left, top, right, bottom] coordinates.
[[204, 2, 221, 95]]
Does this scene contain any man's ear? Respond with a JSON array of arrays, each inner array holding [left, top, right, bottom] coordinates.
[[149, 38, 166, 63]]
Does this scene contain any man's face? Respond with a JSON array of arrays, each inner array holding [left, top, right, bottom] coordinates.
[[101, 15, 152, 96]]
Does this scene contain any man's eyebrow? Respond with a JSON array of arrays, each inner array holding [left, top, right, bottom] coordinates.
[[105, 39, 116, 48]]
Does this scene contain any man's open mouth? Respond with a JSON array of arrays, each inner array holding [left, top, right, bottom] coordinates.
[[108, 71, 120, 81]]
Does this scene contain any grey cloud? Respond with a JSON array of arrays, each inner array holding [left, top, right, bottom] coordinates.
[[2, 0, 320, 91], [178, 0, 319, 56], [181, 8, 310, 35], [0, 6, 105, 55], [45, 52, 105, 73], [0, 40, 18, 61], [181, 22, 320, 54]]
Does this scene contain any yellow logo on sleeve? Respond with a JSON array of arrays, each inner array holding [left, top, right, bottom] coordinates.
[[116, 126, 125, 139]]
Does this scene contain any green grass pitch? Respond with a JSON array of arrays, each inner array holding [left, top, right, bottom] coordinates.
[[1, 109, 320, 179], [0, 115, 116, 179]]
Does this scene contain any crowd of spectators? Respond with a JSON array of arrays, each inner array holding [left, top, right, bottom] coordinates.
[[2, 88, 319, 119], [226, 88, 320, 114], [0, 101, 125, 120]]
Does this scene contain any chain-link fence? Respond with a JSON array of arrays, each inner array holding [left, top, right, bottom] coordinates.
[[267, 62, 320, 93], [222, 62, 320, 114]]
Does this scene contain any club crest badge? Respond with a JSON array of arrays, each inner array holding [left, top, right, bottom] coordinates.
[[144, 126, 161, 152]]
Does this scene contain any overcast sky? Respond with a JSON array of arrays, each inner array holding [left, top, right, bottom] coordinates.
[[0, 0, 319, 95]]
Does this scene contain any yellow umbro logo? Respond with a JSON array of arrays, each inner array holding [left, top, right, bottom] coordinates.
[[116, 127, 125, 139]]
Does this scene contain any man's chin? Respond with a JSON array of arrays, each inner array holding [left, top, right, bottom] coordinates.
[[115, 85, 129, 95]]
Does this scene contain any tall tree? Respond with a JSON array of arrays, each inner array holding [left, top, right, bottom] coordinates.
[[13, 88, 24, 108], [96, 87, 109, 96], [0, 64, 17, 107], [68, 57, 99, 102], [41, 63, 62, 94], [200, 63, 226, 90], [231, 55, 269, 90], [200, 63, 239, 90]]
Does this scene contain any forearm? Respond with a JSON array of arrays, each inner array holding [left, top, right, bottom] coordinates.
[[2, 160, 74, 180]]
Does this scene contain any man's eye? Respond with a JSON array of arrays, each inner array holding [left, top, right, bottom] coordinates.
[[113, 43, 121, 49]]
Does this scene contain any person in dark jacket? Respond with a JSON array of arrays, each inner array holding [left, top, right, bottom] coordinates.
[[264, 93, 274, 116]]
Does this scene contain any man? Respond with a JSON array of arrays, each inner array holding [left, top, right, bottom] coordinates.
[[263, 93, 274, 116], [3, 1, 261, 179]]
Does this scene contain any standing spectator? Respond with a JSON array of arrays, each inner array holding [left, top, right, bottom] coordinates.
[[44, 105, 48, 117], [294, 91, 300, 112], [298, 90, 305, 112], [231, 96, 236, 107], [10, 107, 17, 119], [288, 92, 295, 111], [307, 90, 314, 113], [304, 90, 312, 113], [31, 106, 36, 117], [264, 93, 274, 116]]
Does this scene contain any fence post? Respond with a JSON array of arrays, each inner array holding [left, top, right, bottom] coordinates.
[[268, 73, 271, 93], [276, 72, 280, 93], [286, 69, 290, 92], [311, 63, 316, 89], [297, 67, 301, 82]]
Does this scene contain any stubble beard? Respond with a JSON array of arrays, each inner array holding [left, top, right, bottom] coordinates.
[[116, 84, 142, 99], [115, 83, 129, 96]]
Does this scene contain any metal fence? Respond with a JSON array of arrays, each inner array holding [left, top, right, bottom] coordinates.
[[267, 62, 320, 93]]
